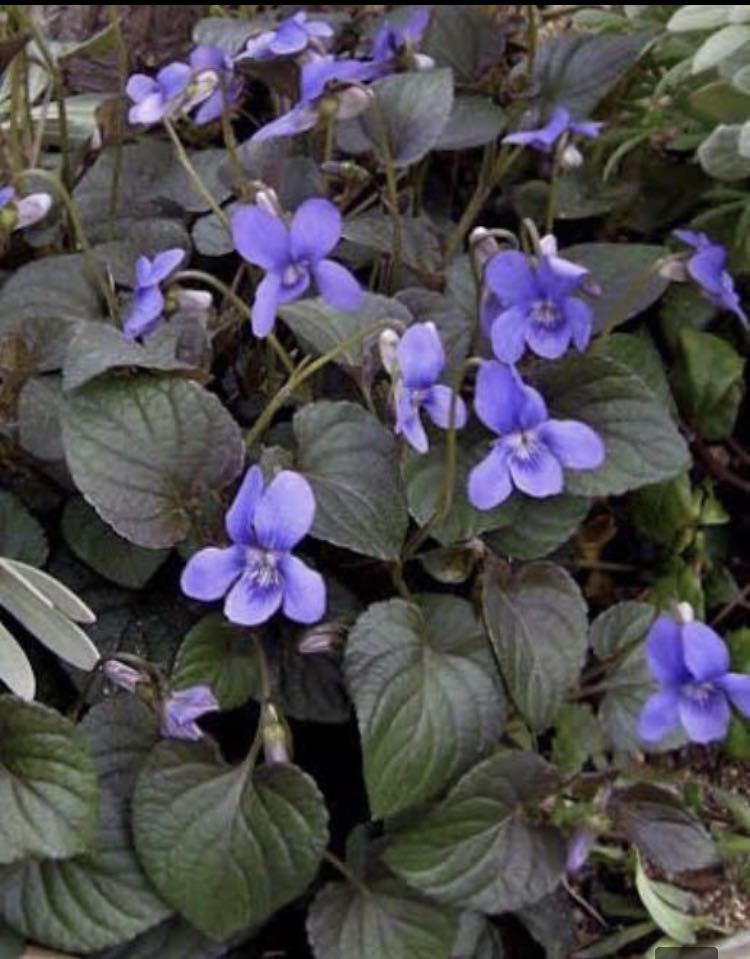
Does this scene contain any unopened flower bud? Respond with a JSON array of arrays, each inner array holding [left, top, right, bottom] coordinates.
[[675, 601, 694, 624], [539, 233, 559, 258], [262, 705, 290, 764], [173, 288, 213, 317], [560, 143, 583, 170], [297, 622, 346, 654], [15, 192, 52, 230], [413, 53, 436, 71], [469, 227, 501, 267], [566, 827, 595, 874], [337, 84, 374, 121], [253, 184, 283, 217], [320, 160, 371, 186], [102, 659, 143, 693], [659, 256, 689, 283], [378, 328, 400, 376]]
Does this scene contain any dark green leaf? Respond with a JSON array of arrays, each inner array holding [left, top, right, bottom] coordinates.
[[422, 6, 506, 83], [593, 332, 674, 411], [435, 96, 506, 150], [486, 494, 590, 561], [515, 887, 577, 959], [342, 213, 443, 277], [631, 475, 695, 546], [0, 698, 168, 953], [172, 614, 260, 711], [62, 497, 170, 589], [62, 375, 245, 548], [0, 491, 47, 567], [346, 595, 506, 817], [612, 784, 718, 873], [93, 219, 190, 285], [294, 401, 408, 560], [384, 751, 566, 912], [482, 562, 588, 731], [562, 243, 669, 333], [338, 69, 454, 168], [590, 601, 655, 660], [552, 703, 605, 774], [0, 696, 99, 864], [17, 375, 64, 461], [672, 328, 745, 440], [95, 916, 226, 959], [534, 354, 691, 497], [307, 878, 458, 959], [133, 742, 328, 939], [451, 912, 505, 959]]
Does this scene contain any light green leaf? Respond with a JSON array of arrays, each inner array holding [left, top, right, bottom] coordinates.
[[672, 328, 745, 440], [693, 24, 750, 73], [0, 561, 99, 670], [482, 562, 588, 731], [294, 401, 408, 560], [384, 751, 566, 912], [668, 6, 732, 31], [133, 742, 328, 939], [338, 69, 454, 168], [62, 497, 170, 590], [62, 376, 245, 549], [307, 878, 458, 959], [0, 696, 99, 864], [0, 624, 34, 701], [534, 354, 691, 497], [0, 491, 47, 567], [635, 854, 697, 944], [698, 123, 750, 180], [552, 703, 605, 774], [0, 698, 168, 954], [345, 595, 506, 818], [171, 613, 260, 710]]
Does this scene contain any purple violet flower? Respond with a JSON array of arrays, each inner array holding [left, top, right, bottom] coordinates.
[[188, 45, 243, 124], [161, 685, 220, 741], [566, 827, 595, 874], [102, 660, 143, 692], [240, 11, 334, 60], [251, 55, 375, 142], [503, 105, 603, 153], [0, 185, 52, 230], [638, 612, 750, 745], [468, 362, 604, 509], [231, 197, 362, 338], [673, 229, 748, 327], [0, 186, 15, 208], [393, 322, 468, 453], [483, 243, 593, 363], [368, 7, 433, 75], [123, 248, 186, 340], [181, 466, 326, 627], [126, 62, 193, 126]]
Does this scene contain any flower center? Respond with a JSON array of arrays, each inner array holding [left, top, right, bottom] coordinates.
[[530, 298, 561, 328], [507, 429, 539, 461], [283, 262, 307, 288], [245, 548, 281, 589], [682, 681, 715, 705]]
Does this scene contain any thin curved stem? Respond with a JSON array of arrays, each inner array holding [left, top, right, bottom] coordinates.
[[25, 12, 71, 189], [163, 118, 229, 228]]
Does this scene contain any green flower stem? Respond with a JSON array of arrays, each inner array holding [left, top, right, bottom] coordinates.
[[323, 850, 371, 897], [243, 320, 393, 450], [372, 97, 402, 293], [25, 11, 72, 191], [444, 145, 522, 259], [25, 166, 119, 321], [107, 5, 128, 232], [163, 118, 229, 229], [244, 634, 274, 770]]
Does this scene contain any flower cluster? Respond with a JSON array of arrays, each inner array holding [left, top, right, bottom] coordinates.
[[231, 196, 362, 338], [639, 607, 750, 745], [181, 465, 326, 627]]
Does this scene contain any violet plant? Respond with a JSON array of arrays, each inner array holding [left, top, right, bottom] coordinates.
[[1, 5, 748, 958]]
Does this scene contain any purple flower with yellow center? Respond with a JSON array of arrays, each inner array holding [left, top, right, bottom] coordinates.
[[368, 7, 434, 75], [503, 105, 602, 153], [638, 612, 750, 745], [250, 54, 374, 142], [123, 248, 185, 340], [188, 45, 243, 125], [483, 243, 593, 363], [231, 197, 362, 338], [673, 229, 747, 327], [392, 322, 467, 453], [240, 11, 334, 60], [468, 361, 604, 509], [126, 62, 193, 126], [181, 466, 326, 627], [161, 685, 219, 741]]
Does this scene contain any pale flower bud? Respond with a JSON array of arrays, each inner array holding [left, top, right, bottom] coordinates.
[[102, 659, 143, 693], [297, 623, 345, 654], [262, 705, 290, 764], [539, 233, 559, 258], [14, 192, 52, 230], [253, 184, 283, 217], [413, 53, 436, 71], [560, 143, 583, 170], [337, 85, 374, 121], [378, 328, 400, 376], [173, 288, 213, 317], [469, 227, 500, 267], [675, 601, 694, 624], [659, 256, 689, 283]]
